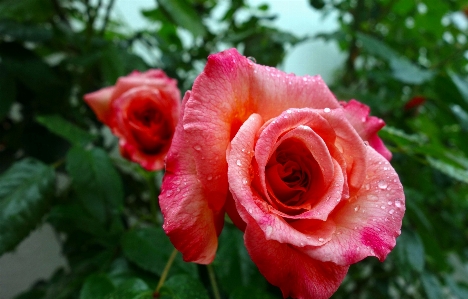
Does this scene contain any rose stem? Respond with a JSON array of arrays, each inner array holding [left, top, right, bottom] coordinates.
[[154, 247, 178, 295], [207, 264, 221, 299]]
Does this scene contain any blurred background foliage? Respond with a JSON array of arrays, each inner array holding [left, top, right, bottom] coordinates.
[[0, 0, 467, 298]]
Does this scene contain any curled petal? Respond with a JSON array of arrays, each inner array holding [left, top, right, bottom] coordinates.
[[305, 147, 405, 265], [83, 86, 115, 124]]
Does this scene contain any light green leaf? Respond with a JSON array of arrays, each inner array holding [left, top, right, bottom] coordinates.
[[36, 115, 96, 147], [159, 275, 209, 299], [157, 0, 206, 37], [421, 273, 444, 299], [0, 158, 55, 255], [427, 157, 468, 184]]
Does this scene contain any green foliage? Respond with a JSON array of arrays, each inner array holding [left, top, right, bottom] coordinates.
[[0, 0, 467, 298], [0, 158, 54, 255]]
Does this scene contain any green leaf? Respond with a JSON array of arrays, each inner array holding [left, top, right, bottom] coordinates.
[[121, 227, 197, 277], [396, 229, 425, 273], [159, 275, 209, 299], [80, 274, 115, 299], [36, 115, 97, 147], [100, 44, 126, 86], [66, 147, 124, 224], [0, 64, 16, 119], [427, 157, 468, 184], [450, 73, 468, 103], [0, 158, 55, 255], [0, 0, 54, 22], [421, 272, 444, 299], [104, 278, 152, 299], [213, 224, 267, 293], [229, 286, 277, 299], [157, 0, 206, 37]]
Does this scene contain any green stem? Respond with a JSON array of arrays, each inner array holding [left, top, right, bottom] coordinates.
[[207, 264, 221, 299], [155, 248, 178, 295], [145, 171, 160, 225]]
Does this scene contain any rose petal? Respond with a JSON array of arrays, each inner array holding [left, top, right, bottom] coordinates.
[[83, 86, 115, 124], [160, 92, 223, 264], [341, 100, 392, 161], [304, 146, 405, 265], [244, 218, 349, 299]]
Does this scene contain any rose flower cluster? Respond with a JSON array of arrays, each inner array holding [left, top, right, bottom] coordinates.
[[85, 49, 405, 299]]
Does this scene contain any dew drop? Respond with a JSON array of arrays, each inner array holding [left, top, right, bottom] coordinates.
[[383, 167, 388, 170], [207, 175, 212, 181], [318, 237, 324, 242], [389, 209, 395, 215], [395, 200, 402, 208], [248, 208, 253, 213], [354, 205, 360, 212], [378, 180, 388, 189], [387, 201, 393, 205], [286, 109, 292, 113], [236, 159, 242, 166], [241, 148, 245, 152], [247, 56, 256, 63], [300, 242, 304, 246], [324, 107, 331, 113], [166, 190, 173, 197], [194, 145, 201, 151], [367, 194, 378, 201], [365, 184, 370, 190], [380, 205, 386, 209], [242, 178, 248, 185]]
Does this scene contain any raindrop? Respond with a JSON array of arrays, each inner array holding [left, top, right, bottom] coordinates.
[[266, 225, 273, 236], [236, 159, 242, 166], [395, 200, 402, 208], [380, 205, 386, 209], [318, 238, 324, 242], [248, 208, 253, 213], [207, 176, 213, 181], [247, 56, 256, 63], [367, 194, 378, 201], [194, 145, 201, 151], [387, 201, 393, 205], [166, 190, 173, 197], [242, 178, 248, 185], [354, 205, 360, 212], [324, 107, 331, 113], [300, 242, 304, 246], [365, 184, 370, 190], [383, 167, 388, 170], [378, 180, 388, 189], [389, 209, 395, 215]]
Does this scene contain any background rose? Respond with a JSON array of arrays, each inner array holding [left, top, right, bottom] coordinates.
[[160, 49, 405, 298], [84, 69, 180, 171]]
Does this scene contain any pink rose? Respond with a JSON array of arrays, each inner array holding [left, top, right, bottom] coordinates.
[[160, 49, 404, 299], [84, 70, 180, 171]]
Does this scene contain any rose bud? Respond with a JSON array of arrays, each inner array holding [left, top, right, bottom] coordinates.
[[159, 49, 405, 299], [84, 70, 180, 171]]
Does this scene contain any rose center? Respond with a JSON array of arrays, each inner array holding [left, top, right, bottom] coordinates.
[[265, 138, 320, 208]]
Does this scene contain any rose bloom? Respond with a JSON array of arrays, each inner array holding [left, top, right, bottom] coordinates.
[[160, 49, 405, 299], [84, 70, 180, 171]]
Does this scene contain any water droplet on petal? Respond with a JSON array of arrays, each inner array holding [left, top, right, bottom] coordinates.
[[247, 56, 256, 63], [387, 201, 392, 205], [266, 225, 273, 236], [365, 184, 370, 190], [207, 176, 212, 181], [395, 200, 402, 208], [378, 180, 388, 189], [236, 159, 242, 166], [389, 209, 395, 215], [354, 205, 360, 212], [242, 178, 248, 185], [318, 237, 324, 242], [324, 107, 331, 113], [194, 145, 201, 151]]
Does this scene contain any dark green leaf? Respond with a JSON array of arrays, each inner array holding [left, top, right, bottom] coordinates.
[[309, 0, 325, 9], [421, 272, 444, 299], [229, 286, 277, 299], [159, 275, 209, 299], [100, 44, 126, 85], [104, 278, 152, 299], [80, 274, 115, 299], [0, 64, 16, 119], [157, 0, 206, 37], [213, 224, 266, 293], [0, 20, 52, 42], [66, 147, 124, 224], [121, 227, 197, 277], [0, 158, 55, 255], [36, 115, 96, 147], [0, 0, 54, 22]]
